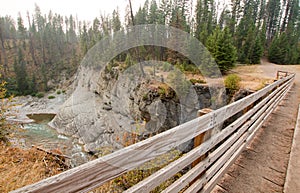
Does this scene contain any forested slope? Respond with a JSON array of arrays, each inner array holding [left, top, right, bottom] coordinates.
[[0, 0, 299, 96]]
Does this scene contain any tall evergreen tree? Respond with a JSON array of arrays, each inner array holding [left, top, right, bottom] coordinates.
[[80, 22, 89, 55], [268, 32, 289, 64], [195, 0, 216, 44], [112, 9, 122, 32], [17, 13, 26, 49], [148, 0, 159, 24], [206, 27, 237, 72], [228, 0, 241, 35], [14, 48, 29, 94], [266, 0, 281, 43]]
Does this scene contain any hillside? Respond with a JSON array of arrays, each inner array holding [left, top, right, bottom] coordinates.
[[1, 0, 300, 97]]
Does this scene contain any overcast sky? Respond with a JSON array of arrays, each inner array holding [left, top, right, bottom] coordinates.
[[0, 0, 231, 27], [0, 0, 146, 23]]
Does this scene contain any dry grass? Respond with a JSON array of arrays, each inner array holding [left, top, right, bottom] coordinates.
[[91, 149, 182, 192], [230, 65, 274, 91], [0, 143, 67, 192]]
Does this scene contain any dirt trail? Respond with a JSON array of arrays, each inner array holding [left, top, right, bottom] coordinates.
[[212, 61, 300, 193]]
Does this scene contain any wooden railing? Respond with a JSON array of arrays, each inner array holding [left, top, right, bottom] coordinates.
[[12, 72, 295, 193]]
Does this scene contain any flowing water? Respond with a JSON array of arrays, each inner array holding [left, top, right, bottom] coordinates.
[[17, 114, 91, 167]]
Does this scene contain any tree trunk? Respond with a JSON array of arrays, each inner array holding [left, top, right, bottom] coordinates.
[[27, 13, 38, 66], [0, 26, 8, 75]]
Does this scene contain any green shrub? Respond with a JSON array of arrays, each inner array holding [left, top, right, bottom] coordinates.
[[36, 92, 44, 98], [48, 95, 55, 99], [190, 78, 206, 85], [56, 90, 61, 95], [225, 74, 241, 91], [158, 87, 166, 96], [142, 94, 148, 101], [162, 62, 172, 72]]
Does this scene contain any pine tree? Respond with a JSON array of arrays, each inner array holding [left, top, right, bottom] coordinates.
[[251, 37, 264, 64], [238, 23, 263, 64], [17, 13, 26, 49], [229, 0, 242, 35], [71, 15, 77, 42], [112, 9, 122, 32], [195, 0, 216, 44], [80, 22, 89, 55], [0, 17, 10, 75], [135, 7, 147, 25], [29, 74, 37, 94], [206, 27, 237, 72], [268, 33, 289, 64], [27, 11, 38, 66], [158, 0, 172, 25], [148, 0, 158, 24], [125, 53, 133, 68], [266, 0, 281, 43], [14, 49, 29, 94], [268, 0, 300, 65], [167, 4, 189, 64]]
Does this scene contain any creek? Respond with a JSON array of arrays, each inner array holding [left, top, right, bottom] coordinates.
[[17, 113, 91, 167]]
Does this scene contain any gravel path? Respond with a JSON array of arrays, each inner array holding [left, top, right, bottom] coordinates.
[[212, 62, 300, 193]]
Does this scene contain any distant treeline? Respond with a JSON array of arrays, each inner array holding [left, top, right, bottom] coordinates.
[[0, 0, 299, 95]]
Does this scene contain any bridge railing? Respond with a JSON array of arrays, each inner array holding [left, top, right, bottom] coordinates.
[[12, 73, 295, 193]]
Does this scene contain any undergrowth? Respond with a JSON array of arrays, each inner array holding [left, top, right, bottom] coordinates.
[[0, 143, 68, 192], [92, 149, 183, 192], [225, 74, 241, 93]]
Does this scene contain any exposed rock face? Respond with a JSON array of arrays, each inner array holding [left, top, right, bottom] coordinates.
[[50, 65, 226, 154]]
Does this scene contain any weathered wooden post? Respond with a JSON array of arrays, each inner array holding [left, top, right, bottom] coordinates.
[[189, 108, 213, 186], [192, 108, 213, 167]]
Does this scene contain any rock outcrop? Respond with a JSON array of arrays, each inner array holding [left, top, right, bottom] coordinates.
[[50, 65, 226, 154]]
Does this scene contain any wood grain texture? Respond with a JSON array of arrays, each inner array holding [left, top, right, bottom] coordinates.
[[192, 109, 213, 167]]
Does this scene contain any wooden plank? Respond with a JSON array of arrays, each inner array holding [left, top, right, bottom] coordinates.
[[200, 97, 281, 193], [190, 109, 213, 186], [215, 79, 293, 193], [245, 80, 291, 145], [185, 131, 251, 193], [12, 75, 294, 193], [277, 70, 292, 79], [186, 90, 281, 193], [192, 109, 213, 167], [188, 79, 293, 193], [198, 138, 248, 193], [163, 124, 250, 193], [163, 79, 292, 193], [124, 78, 292, 193]]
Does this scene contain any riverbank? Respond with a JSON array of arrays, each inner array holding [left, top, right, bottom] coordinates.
[[5, 90, 69, 124]]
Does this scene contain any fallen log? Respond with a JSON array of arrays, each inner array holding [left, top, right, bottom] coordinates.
[[32, 145, 71, 159]]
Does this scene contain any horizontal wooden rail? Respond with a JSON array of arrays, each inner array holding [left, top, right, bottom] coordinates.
[[186, 77, 293, 193], [127, 74, 294, 193], [12, 73, 295, 193], [162, 77, 292, 193]]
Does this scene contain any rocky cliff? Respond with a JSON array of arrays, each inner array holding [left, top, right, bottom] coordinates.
[[50, 64, 226, 154]]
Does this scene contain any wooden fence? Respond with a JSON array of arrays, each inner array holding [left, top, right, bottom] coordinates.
[[12, 72, 295, 193]]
